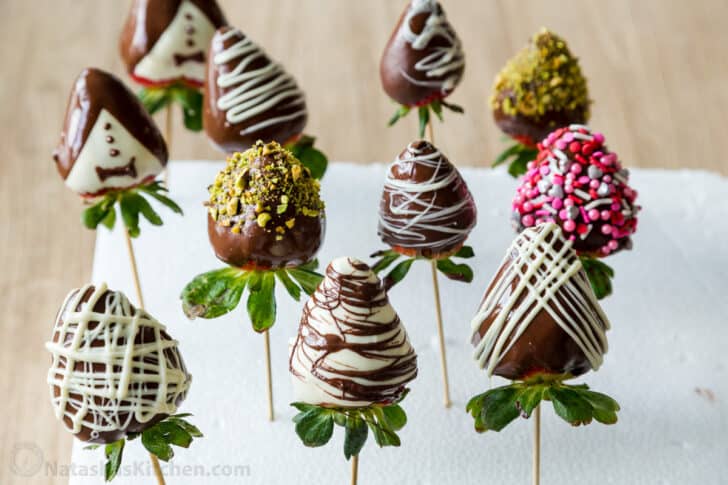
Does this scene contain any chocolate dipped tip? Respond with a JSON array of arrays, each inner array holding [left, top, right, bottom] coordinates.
[[470, 223, 610, 381], [289, 257, 418, 407], [512, 125, 639, 257], [120, 0, 227, 88], [46, 283, 190, 443], [378, 140, 476, 259], [53, 68, 168, 198], [491, 28, 590, 146], [203, 26, 308, 154], [380, 0, 465, 107], [207, 141, 325, 269]]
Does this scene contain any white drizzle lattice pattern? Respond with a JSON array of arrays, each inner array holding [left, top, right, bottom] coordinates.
[[214, 28, 307, 136], [46, 283, 189, 439], [400, 0, 465, 93], [380, 142, 473, 249], [470, 223, 610, 376]]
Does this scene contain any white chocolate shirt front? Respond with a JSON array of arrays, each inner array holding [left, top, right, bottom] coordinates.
[[65, 109, 164, 195], [133, 0, 217, 85]]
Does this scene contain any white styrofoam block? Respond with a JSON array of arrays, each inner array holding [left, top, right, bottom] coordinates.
[[67, 162, 728, 485]]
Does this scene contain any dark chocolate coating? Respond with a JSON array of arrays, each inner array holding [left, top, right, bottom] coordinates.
[[378, 140, 476, 259], [203, 27, 308, 153], [493, 89, 589, 148], [120, 0, 227, 84], [52, 68, 168, 182], [50, 286, 189, 443], [208, 211, 324, 269], [380, 0, 464, 106]]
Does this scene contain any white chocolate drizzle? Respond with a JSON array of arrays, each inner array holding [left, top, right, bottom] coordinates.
[[470, 223, 610, 376], [214, 28, 307, 136], [399, 0, 465, 92], [379, 142, 474, 249], [46, 283, 189, 439]]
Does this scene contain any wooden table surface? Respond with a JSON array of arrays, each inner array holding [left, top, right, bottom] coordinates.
[[1, 1, 726, 483]]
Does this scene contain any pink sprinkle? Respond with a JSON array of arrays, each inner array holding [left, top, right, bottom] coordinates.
[[603, 175, 612, 183], [564, 185, 574, 194], [522, 215, 535, 227], [601, 210, 611, 220], [580, 207, 590, 221], [611, 202, 620, 210], [555, 140, 567, 150], [552, 198, 563, 210], [608, 240, 619, 250], [571, 164, 582, 174], [559, 209, 569, 220], [535, 210, 550, 217], [601, 224, 613, 235], [589, 179, 600, 189], [540, 166, 550, 176], [588, 209, 600, 221], [594, 133, 605, 143], [523, 202, 534, 212], [564, 198, 575, 207], [553, 175, 564, 185], [579, 176, 590, 185], [564, 220, 576, 232], [601, 246, 611, 255], [563, 132, 575, 142]]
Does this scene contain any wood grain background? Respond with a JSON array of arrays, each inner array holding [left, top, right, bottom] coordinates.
[[1, 1, 726, 483]]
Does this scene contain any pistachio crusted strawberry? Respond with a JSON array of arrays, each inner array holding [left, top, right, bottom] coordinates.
[[207, 140, 325, 269], [491, 28, 590, 148]]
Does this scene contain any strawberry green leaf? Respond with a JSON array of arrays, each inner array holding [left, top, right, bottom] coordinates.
[[515, 385, 544, 418], [294, 407, 335, 447], [119, 192, 141, 238], [168, 416, 204, 438], [103, 439, 125, 482], [436, 258, 474, 283], [370, 249, 401, 274], [82, 196, 115, 230], [138, 87, 171, 115], [508, 149, 537, 178], [138, 182, 184, 215], [276, 270, 301, 301], [180, 267, 248, 319], [247, 271, 276, 332], [418, 105, 430, 138], [141, 427, 174, 462], [100, 206, 117, 230], [492, 143, 523, 168], [430, 99, 444, 121], [549, 386, 594, 426], [385, 258, 415, 288], [287, 265, 324, 296], [441, 100, 464, 114], [579, 256, 614, 300], [388, 105, 411, 127], [286, 136, 328, 180], [454, 245, 475, 259], [381, 404, 407, 431], [171, 86, 203, 132], [343, 416, 368, 460]]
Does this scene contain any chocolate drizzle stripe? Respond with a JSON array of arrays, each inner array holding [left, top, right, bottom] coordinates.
[[95, 157, 138, 182]]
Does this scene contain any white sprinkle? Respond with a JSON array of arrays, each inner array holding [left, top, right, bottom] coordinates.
[[585, 198, 613, 210], [574, 189, 592, 201]]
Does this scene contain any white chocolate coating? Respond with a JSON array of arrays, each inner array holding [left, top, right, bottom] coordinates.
[[64, 109, 165, 195], [134, 0, 216, 85], [290, 257, 417, 408]]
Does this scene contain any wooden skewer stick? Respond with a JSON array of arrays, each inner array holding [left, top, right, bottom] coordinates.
[[430, 260, 452, 408], [263, 329, 275, 421], [533, 404, 541, 485], [123, 228, 166, 485], [425, 117, 452, 407], [351, 454, 359, 485]]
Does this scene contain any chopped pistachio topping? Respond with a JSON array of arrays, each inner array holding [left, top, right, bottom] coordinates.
[[208, 140, 325, 234], [490, 28, 590, 120]]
